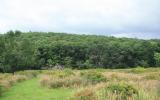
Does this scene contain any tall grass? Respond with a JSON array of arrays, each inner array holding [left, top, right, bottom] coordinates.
[[40, 75, 85, 88], [40, 69, 107, 88], [1, 68, 160, 99], [70, 88, 97, 100], [0, 74, 28, 90], [0, 71, 38, 96]]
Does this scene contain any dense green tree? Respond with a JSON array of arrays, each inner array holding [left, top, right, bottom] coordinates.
[[154, 52, 160, 67], [0, 31, 160, 72]]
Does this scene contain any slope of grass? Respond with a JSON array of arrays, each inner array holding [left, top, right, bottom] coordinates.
[[0, 78, 74, 100]]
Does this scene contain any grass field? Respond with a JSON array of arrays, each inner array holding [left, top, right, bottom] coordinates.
[[0, 68, 160, 100], [0, 78, 74, 100]]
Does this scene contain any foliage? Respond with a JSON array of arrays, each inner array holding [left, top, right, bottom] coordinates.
[[80, 71, 107, 84], [105, 83, 138, 100], [130, 67, 146, 73], [0, 31, 160, 72], [154, 52, 160, 66]]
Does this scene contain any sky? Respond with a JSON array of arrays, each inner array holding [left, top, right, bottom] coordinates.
[[0, 0, 160, 39]]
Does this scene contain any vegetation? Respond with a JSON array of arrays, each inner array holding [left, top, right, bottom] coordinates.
[[0, 85, 3, 96], [0, 68, 160, 100], [0, 31, 160, 99], [154, 52, 160, 66], [40, 75, 84, 88], [71, 88, 96, 100], [129, 67, 146, 73], [105, 83, 138, 100], [0, 31, 160, 72], [0, 78, 74, 100], [80, 71, 107, 84]]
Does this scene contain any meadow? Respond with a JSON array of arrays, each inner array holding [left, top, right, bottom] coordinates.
[[0, 68, 160, 100]]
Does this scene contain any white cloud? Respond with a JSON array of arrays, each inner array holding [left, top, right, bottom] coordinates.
[[112, 33, 160, 39], [0, 0, 160, 39]]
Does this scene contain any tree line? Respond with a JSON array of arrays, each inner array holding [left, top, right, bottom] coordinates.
[[0, 31, 160, 73]]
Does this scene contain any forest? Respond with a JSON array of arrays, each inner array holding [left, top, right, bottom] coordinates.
[[0, 31, 160, 73]]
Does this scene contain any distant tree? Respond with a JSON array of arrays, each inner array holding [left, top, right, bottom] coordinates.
[[154, 52, 160, 67], [64, 57, 73, 68], [15, 30, 22, 36], [0, 31, 160, 72]]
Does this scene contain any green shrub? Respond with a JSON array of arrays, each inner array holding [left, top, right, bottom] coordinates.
[[80, 71, 107, 84], [94, 68, 106, 73], [105, 83, 138, 100], [130, 67, 146, 73]]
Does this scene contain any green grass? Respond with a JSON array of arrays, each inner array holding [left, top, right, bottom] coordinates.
[[0, 78, 75, 100]]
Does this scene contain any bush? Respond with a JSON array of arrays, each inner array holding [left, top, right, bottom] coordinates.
[[71, 88, 97, 100], [105, 83, 138, 100], [80, 71, 107, 84]]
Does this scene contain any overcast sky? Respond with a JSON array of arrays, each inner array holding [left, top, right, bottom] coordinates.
[[0, 0, 160, 39]]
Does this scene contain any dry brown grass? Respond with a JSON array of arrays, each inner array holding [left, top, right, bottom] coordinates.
[[40, 75, 85, 88], [71, 87, 97, 100], [39, 69, 160, 100], [103, 72, 144, 81]]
